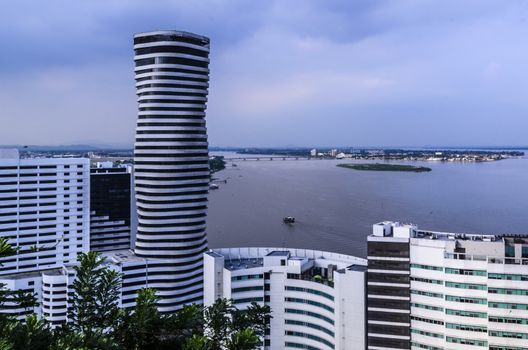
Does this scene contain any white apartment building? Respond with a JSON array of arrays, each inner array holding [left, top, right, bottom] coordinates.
[[368, 221, 528, 350], [204, 247, 367, 350], [0, 149, 90, 274], [0, 149, 90, 325]]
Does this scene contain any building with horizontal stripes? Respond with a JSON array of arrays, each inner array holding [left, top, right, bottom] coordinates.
[[131, 29, 210, 310], [368, 221, 528, 350], [204, 247, 368, 350], [0, 149, 90, 276], [0, 149, 89, 325]]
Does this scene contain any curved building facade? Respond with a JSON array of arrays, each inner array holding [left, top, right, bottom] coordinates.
[[132, 30, 210, 308], [204, 247, 368, 350]]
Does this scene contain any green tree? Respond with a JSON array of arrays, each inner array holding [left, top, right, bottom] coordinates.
[[165, 304, 204, 348], [183, 335, 210, 350], [0, 339, 12, 350], [226, 328, 259, 350], [202, 299, 271, 350], [68, 251, 122, 349], [0, 238, 38, 343], [0, 239, 272, 350], [203, 298, 235, 349], [232, 302, 271, 340], [6, 314, 53, 350], [115, 289, 204, 350], [115, 288, 162, 350]]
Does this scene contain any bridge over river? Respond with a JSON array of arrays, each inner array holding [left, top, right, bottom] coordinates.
[[223, 156, 330, 161]]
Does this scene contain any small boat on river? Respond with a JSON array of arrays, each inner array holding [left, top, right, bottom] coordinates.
[[283, 216, 295, 224]]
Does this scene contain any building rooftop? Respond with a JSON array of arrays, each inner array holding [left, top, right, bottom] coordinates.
[[371, 221, 527, 243], [224, 258, 263, 271], [205, 251, 223, 258], [102, 250, 146, 264], [210, 247, 367, 272], [0, 149, 19, 159], [133, 30, 210, 43], [266, 251, 290, 257], [414, 229, 499, 242], [347, 264, 368, 272], [0, 267, 67, 279]]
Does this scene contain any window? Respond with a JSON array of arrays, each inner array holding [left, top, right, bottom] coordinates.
[[411, 303, 443, 312], [285, 297, 333, 312], [489, 330, 528, 339], [446, 337, 487, 347], [445, 295, 487, 305], [446, 323, 487, 332], [232, 297, 263, 304], [411, 290, 443, 298], [445, 281, 486, 290], [488, 273, 528, 281], [489, 302, 528, 310], [446, 309, 487, 318], [285, 286, 334, 301], [410, 276, 443, 285], [489, 288, 528, 296], [411, 263, 443, 271], [411, 329, 443, 339], [445, 268, 486, 276]]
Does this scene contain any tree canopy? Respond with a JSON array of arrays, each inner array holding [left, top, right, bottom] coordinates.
[[0, 247, 271, 350]]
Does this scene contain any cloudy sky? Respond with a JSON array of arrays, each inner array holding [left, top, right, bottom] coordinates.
[[1, 0, 527, 148]]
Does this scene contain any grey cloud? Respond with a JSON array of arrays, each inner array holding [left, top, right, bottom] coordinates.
[[0, 0, 527, 147]]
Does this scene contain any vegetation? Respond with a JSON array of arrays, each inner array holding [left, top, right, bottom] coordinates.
[[209, 156, 226, 174], [337, 163, 432, 172], [0, 241, 271, 350]]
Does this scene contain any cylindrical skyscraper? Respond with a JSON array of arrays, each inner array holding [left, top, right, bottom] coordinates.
[[132, 30, 210, 308]]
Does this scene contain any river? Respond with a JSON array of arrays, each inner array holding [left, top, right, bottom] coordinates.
[[207, 153, 528, 258]]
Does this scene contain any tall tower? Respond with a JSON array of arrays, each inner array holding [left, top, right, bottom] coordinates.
[[132, 31, 210, 307]]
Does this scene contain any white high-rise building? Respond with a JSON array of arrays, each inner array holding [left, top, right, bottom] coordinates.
[[0, 150, 90, 275], [0, 149, 90, 326], [367, 221, 528, 350], [104, 30, 211, 312], [133, 31, 210, 259], [204, 247, 367, 350]]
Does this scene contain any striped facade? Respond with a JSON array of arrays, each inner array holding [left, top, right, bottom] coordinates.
[[0, 150, 90, 276], [0, 149, 89, 325], [132, 30, 211, 309]]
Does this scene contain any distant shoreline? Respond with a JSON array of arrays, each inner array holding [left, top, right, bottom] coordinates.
[[337, 163, 432, 173]]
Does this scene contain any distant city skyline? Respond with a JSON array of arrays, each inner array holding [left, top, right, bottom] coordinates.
[[1, 0, 528, 147]]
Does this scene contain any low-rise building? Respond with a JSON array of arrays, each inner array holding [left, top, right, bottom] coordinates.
[[204, 247, 367, 350]]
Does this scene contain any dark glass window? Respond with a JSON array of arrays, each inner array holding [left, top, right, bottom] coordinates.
[[368, 242, 409, 258]]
